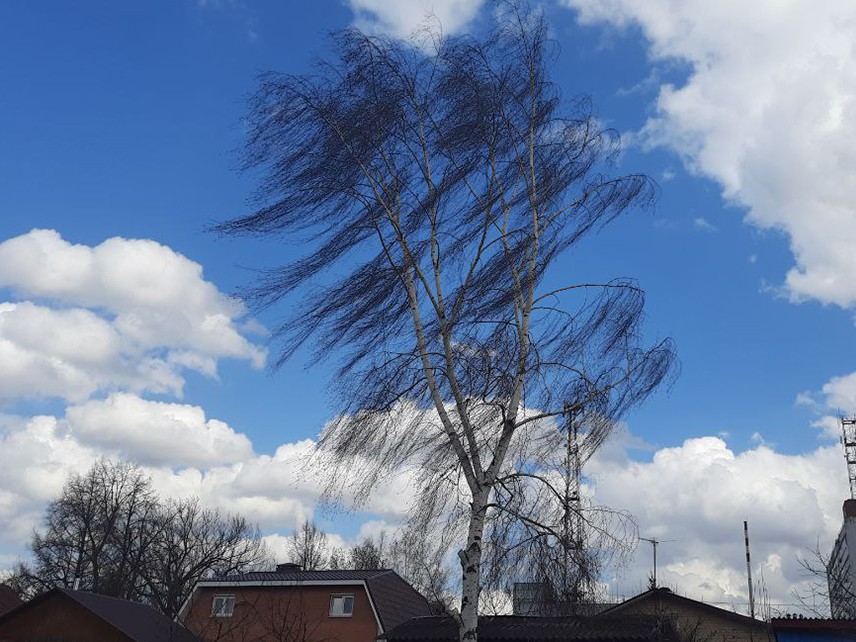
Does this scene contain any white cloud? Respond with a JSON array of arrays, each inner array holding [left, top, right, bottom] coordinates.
[[808, 372, 856, 439], [0, 230, 414, 577], [0, 302, 187, 401], [0, 230, 265, 402], [0, 408, 415, 565], [563, 1, 856, 309], [0, 395, 848, 616], [693, 217, 718, 233], [0, 414, 101, 549], [820, 372, 856, 412], [588, 435, 847, 612], [348, 0, 484, 40], [65, 393, 254, 468]]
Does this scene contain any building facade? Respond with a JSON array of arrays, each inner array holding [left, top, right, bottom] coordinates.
[[180, 565, 432, 642], [828, 499, 856, 618]]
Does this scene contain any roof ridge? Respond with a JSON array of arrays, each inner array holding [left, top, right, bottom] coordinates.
[[61, 588, 147, 605]]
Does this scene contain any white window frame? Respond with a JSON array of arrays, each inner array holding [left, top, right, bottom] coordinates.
[[329, 593, 354, 617], [211, 594, 236, 617]]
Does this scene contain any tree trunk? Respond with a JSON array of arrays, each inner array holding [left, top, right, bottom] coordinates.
[[459, 488, 488, 642]]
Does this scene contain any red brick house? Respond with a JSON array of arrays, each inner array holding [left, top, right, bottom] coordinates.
[[180, 565, 432, 642]]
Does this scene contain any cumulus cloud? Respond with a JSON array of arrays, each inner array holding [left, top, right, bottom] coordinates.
[[804, 371, 856, 439], [0, 391, 847, 615], [65, 393, 254, 467], [563, 0, 856, 309], [0, 230, 265, 401], [347, 0, 484, 40], [0, 414, 101, 549], [588, 435, 847, 612], [0, 408, 414, 565]]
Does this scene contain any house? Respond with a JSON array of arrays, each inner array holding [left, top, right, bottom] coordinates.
[[771, 615, 856, 642], [0, 587, 199, 642], [179, 564, 432, 642], [381, 613, 680, 642], [0, 585, 22, 618], [603, 587, 770, 642]]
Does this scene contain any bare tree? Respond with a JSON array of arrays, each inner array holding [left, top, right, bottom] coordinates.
[[327, 534, 388, 570], [795, 542, 850, 618], [143, 497, 269, 618], [21, 460, 159, 602], [387, 528, 456, 613], [288, 520, 330, 570], [12, 460, 268, 617], [326, 528, 454, 611], [218, 4, 676, 639]]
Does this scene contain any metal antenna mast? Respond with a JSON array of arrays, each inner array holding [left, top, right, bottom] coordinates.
[[639, 536, 675, 588], [744, 520, 755, 619], [562, 404, 587, 601], [841, 417, 856, 499]]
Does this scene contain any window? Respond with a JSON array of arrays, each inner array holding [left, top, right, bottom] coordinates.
[[329, 594, 354, 617], [212, 595, 235, 617]]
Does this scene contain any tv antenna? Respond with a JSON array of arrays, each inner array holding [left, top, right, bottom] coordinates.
[[639, 536, 676, 588]]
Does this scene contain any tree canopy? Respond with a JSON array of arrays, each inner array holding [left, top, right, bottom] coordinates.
[[11, 460, 268, 618]]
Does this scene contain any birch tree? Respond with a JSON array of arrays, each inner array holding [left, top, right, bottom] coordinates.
[[219, 5, 676, 639]]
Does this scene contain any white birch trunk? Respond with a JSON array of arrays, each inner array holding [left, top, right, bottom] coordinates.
[[459, 487, 488, 642]]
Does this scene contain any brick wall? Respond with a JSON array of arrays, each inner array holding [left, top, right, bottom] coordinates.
[[184, 584, 380, 642]]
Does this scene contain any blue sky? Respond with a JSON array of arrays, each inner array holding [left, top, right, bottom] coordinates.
[[3, 0, 856, 613]]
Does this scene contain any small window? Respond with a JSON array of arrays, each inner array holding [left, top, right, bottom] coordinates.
[[212, 595, 235, 617], [329, 594, 354, 617]]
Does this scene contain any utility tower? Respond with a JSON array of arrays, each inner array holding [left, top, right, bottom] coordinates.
[[841, 417, 856, 499], [560, 404, 589, 602]]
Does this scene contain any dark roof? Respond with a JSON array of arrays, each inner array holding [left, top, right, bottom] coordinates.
[[381, 614, 678, 642], [0, 588, 199, 642], [0, 585, 22, 616], [603, 588, 766, 630], [197, 568, 432, 632], [365, 570, 433, 630], [771, 616, 856, 633], [212, 568, 393, 582]]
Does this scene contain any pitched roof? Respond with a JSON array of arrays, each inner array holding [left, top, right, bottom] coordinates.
[[381, 614, 678, 642], [194, 568, 432, 632], [0, 585, 22, 617], [0, 588, 199, 642], [365, 570, 433, 630], [603, 588, 766, 630], [64, 590, 200, 642]]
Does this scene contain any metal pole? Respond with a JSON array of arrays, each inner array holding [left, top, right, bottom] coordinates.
[[640, 537, 660, 588], [652, 539, 658, 588], [744, 520, 755, 618]]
